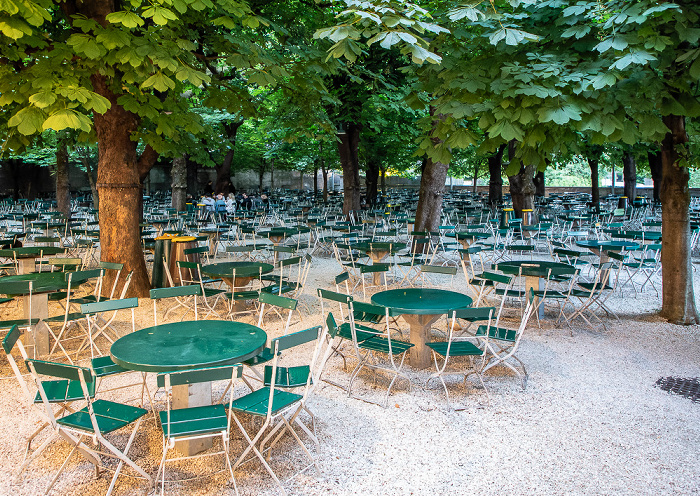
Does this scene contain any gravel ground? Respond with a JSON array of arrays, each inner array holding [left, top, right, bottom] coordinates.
[[1, 253, 699, 496]]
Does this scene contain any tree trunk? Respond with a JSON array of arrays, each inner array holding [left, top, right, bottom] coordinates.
[[414, 108, 450, 232], [588, 155, 600, 212], [186, 155, 197, 197], [92, 74, 150, 297], [321, 163, 328, 202], [659, 114, 698, 324], [171, 155, 187, 211], [488, 144, 505, 209], [533, 170, 545, 197], [337, 123, 361, 218], [622, 151, 637, 201], [82, 154, 99, 210], [611, 165, 615, 195], [55, 139, 71, 219], [380, 166, 387, 197], [215, 121, 243, 194], [507, 141, 535, 219], [648, 149, 662, 203], [365, 158, 380, 207], [314, 163, 319, 198], [270, 158, 274, 191]]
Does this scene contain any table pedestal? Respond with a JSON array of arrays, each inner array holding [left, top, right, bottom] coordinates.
[[369, 251, 389, 285], [23, 294, 49, 357], [402, 313, 441, 369], [223, 275, 256, 313], [524, 275, 544, 319], [18, 258, 35, 274], [172, 382, 213, 455]]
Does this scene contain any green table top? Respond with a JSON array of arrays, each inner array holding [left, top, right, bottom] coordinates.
[[371, 288, 472, 315], [201, 261, 274, 278], [496, 260, 574, 277], [576, 240, 639, 250], [110, 320, 267, 373], [0, 246, 65, 258], [0, 272, 69, 292]]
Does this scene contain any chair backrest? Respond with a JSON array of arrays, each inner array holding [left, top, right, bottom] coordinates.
[[48, 257, 83, 272], [317, 287, 352, 322], [258, 291, 297, 311], [2, 325, 33, 401], [27, 359, 93, 383], [150, 285, 200, 324], [81, 297, 139, 315], [0, 279, 32, 296]]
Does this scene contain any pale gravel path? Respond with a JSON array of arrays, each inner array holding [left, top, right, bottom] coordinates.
[[0, 254, 698, 496]]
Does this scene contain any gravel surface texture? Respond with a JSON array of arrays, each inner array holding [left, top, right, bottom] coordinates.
[[0, 253, 698, 496]]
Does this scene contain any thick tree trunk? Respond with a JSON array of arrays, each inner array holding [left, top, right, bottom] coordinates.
[[314, 164, 319, 198], [270, 158, 274, 191], [186, 155, 197, 197], [622, 151, 637, 201], [659, 115, 698, 324], [215, 121, 243, 194], [533, 170, 545, 197], [648, 150, 662, 203], [365, 158, 380, 207], [92, 74, 150, 297], [414, 157, 449, 232], [337, 123, 361, 218], [610, 165, 616, 195], [171, 155, 187, 211], [380, 166, 387, 197], [55, 139, 71, 219], [488, 144, 505, 209], [588, 156, 600, 212]]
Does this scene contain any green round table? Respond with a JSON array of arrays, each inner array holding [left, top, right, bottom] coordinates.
[[351, 242, 397, 284], [371, 288, 473, 368], [201, 261, 273, 287], [110, 320, 267, 373], [0, 246, 66, 274]]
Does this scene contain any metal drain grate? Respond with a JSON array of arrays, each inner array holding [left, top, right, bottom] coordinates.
[[655, 377, 700, 403]]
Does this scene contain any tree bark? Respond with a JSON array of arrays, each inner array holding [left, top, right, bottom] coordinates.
[[365, 158, 380, 207], [622, 151, 637, 201], [186, 155, 197, 197], [313, 163, 319, 198], [337, 123, 361, 219], [80, 152, 100, 210], [55, 138, 71, 219], [215, 120, 243, 194], [659, 114, 698, 324], [610, 165, 616, 195], [648, 149, 662, 203], [270, 158, 274, 191], [171, 155, 187, 211], [507, 141, 535, 219], [588, 155, 600, 212], [533, 170, 545, 197], [414, 108, 450, 232], [91, 73, 151, 297], [488, 144, 506, 209]]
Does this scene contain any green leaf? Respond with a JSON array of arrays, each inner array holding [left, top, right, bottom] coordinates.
[[0, 16, 32, 39], [610, 50, 656, 70], [8, 106, 45, 135], [105, 11, 144, 28], [28, 90, 56, 109], [590, 72, 617, 89], [141, 72, 176, 92], [690, 58, 700, 81], [67, 33, 102, 59], [142, 6, 178, 26], [42, 109, 91, 132], [96, 29, 131, 49], [0, 0, 19, 15]]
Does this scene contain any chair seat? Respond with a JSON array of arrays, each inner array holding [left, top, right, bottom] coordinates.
[[48, 291, 68, 301], [34, 379, 96, 404], [0, 297, 12, 304], [225, 290, 260, 301], [260, 283, 298, 295], [159, 404, 228, 438], [57, 399, 147, 434], [534, 290, 567, 299], [92, 355, 129, 377], [338, 322, 378, 343], [263, 365, 310, 388], [358, 336, 414, 354], [427, 340, 483, 357], [243, 346, 275, 365], [475, 324, 516, 342], [0, 317, 40, 329], [42, 312, 85, 324], [229, 387, 302, 416], [203, 287, 227, 297]]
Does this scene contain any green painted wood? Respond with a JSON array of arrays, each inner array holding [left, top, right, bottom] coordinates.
[[576, 240, 640, 251], [496, 260, 575, 277], [110, 320, 267, 373], [1, 272, 67, 293], [159, 405, 228, 437], [0, 246, 65, 258], [258, 291, 297, 310], [372, 288, 472, 315], [81, 297, 138, 315], [150, 285, 201, 299], [274, 326, 320, 352], [28, 359, 93, 382], [1, 324, 20, 354]]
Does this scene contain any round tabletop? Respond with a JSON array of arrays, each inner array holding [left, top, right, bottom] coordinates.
[[576, 240, 639, 250], [201, 261, 274, 278], [496, 260, 575, 277], [371, 288, 472, 315], [351, 242, 396, 253], [0, 246, 65, 258], [110, 320, 267, 373], [0, 272, 69, 292]]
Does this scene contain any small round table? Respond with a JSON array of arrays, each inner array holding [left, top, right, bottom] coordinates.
[[350, 242, 397, 284], [201, 262, 274, 312], [111, 320, 266, 455], [0, 246, 66, 274], [371, 288, 472, 369], [576, 240, 640, 261]]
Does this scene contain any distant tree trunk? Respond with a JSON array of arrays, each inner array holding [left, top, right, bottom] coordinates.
[[488, 144, 505, 209], [314, 162, 319, 198], [55, 139, 71, 219], [337, 122, 362, 218], [648, 149, 662, 203], [611, 165, 616, 195], [171, 155, 187, 212], [622, 151, 637, 201], [365, 158, 380, 207], [660, 114, 698, 324], [588, 155, 600, 212], [270, 158, 274, 191], [79, 150, 99, 210], [507, 141, 535, 219], [414, 107, 449, 232], [472, 162, 479, 193], [380, 166, 387, 197], [215, 120, 243, 194], [533, 170, 545, 197], [186, 155, 197, 197], [320, 144, 328, 202]]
